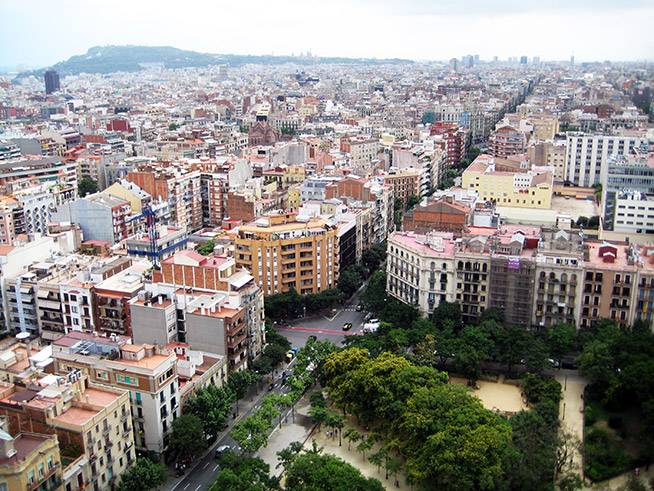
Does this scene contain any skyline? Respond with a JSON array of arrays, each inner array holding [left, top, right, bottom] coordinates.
[[1, 0, 653, 71]]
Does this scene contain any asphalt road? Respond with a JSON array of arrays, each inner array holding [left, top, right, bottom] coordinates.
[[169, 363, 296, 491], [168, 298, 367, 490], [275, 299, 368, 350]]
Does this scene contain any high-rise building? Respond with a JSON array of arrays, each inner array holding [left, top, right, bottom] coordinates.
[[44, 70, 60, 95]]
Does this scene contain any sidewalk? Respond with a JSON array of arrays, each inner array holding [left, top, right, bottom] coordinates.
[[161, 382, 274, 490], [554, 371, 586, 479], [258, 390, 409, 490]]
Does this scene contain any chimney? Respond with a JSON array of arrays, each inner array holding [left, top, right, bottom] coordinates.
[[85, 394, 90, 404], [158, 296, 163, 305]]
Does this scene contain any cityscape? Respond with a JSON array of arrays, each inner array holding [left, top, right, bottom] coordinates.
[[0, 23, 654, 491]]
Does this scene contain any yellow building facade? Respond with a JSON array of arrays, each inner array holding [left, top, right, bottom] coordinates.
[[0, 431, 62, 491], [463, 160, 553, 209], [235, 212, 340, 296]]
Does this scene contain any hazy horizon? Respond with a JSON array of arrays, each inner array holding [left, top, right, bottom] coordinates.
[[1, 0, 652, 71]]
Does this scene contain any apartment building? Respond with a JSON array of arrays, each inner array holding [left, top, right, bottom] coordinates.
[[462, 156, 553, 209], [0, 157, 77, 188], [579, 242, 636, 330], [527, 140, 567, 181], [52, 193, 132, 245], [157, 250, 265, 359], [602, 153, 654, 237], [383, 169, 422, 208], [127, 164, 203, 232], [532, 229, 584, 328], [340, 137, 379, 170], [51, 333, 175, 454], [0, 428, 63, 491], [387, 232, 455, 316], [235, 211, 340, 296], [564, 132, 643, 187], [125, 225, 188, 264], [488, 125, 528, 159], [0, 374, 133, 491]]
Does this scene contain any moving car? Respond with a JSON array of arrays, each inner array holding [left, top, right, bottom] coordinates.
[[356, 304, 363, 311], [342, 322, 353, 331]]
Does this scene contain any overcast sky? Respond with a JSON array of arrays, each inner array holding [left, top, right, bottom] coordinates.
[[1, 0, 652, 70]]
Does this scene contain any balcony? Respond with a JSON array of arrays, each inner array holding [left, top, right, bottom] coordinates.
[[227, 331, 247, 349], [102, 424, 112, 436]]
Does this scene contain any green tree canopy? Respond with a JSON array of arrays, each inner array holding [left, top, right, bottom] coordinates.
[[170, 414, 207, 459], [116, 457, 167, 491], [210, 455, 280, 491], [184, 385, 235, 437], [78, 177, 98, 197], [397, 384, 512, 489], [284, 451, 384, 491]]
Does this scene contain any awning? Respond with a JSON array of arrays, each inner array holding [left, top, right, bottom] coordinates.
[[230, 274, 254, 290]]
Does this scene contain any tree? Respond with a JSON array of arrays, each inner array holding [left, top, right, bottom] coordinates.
[[588, 216, 600, 229], [228, 370, 260, 413], [521, 374, 562, 405], [422, 109, 435, 125], [116, 457, 167, 491], [356, 439, 374, 461], [469, 146, 481, 161], [344, 428, 362, 451], [362, 242, 387, 275], [547, 321, 576, 363], [454, 345, 484, 384], [431, 301, 461, 329], [577, 339, 616, 387], [576, 216, 589, 228], [231, 414, 273, 455], [385, 457, 403, 487], [407, 194, 421, 209], [284, 451, 384, 491], [398, 384, 512, 489], [338, 266, 364, 298], [210, 455, 280, 491], [197, 240, 215, 255], [360, 271, 387, 314], [498, 325, 528, 373], [524, 336, 550, 374], [170, 414, 207, 459], [184, 385, 235, 438], [78, 177, 98, 197], [368, 448, 386, 474], [169, 123, 179, 131]]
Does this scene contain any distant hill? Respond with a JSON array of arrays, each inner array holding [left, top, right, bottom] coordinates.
[[16, 45, 413, 79]]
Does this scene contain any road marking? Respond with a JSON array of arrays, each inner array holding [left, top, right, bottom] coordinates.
[[195, 486, 202, 491], [203, 462, 210, 469], [183, 484, 190, 490], [213, 464, 220, 471], [276, 326, 360, 335]]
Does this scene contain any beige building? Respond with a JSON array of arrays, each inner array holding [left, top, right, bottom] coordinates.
[[0, 375, 133, 491], [235, 211, 340, 295], [0, 428, 63, 491], [462, 156, 554, 210], [51, 333, 175, 454]]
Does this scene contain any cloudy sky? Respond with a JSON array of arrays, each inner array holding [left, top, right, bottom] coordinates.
[[1, 0, 652, 69]]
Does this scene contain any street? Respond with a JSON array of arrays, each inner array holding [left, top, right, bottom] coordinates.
[[167, 299, 367, 490], [275, 298, 368, 350]]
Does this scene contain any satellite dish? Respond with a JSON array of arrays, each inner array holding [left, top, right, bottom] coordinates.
[[16, 332, 30, 340]]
